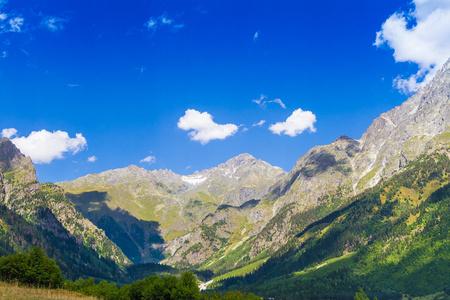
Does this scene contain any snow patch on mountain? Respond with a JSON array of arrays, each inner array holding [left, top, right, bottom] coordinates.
[[181, 175, 207, 185]]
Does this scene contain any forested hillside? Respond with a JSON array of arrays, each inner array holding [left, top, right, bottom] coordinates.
[[0, 137, 129, 281], [213, 153, 450, 299]]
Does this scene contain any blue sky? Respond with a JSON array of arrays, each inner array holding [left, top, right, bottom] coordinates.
[[1, 0, 450, 183]]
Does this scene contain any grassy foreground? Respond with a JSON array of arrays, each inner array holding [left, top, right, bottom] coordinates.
[[0, 281, 95, 300]]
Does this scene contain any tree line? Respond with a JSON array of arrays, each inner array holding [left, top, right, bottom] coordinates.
[[0, 246, 261, 299]]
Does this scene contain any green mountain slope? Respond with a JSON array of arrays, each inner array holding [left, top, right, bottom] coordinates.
[[0, 137, 130, 280], [58, 154, 286, 264], [214, 153, 450, 299]]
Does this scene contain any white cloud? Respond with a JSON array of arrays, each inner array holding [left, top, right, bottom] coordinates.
[[160, 16, 173, 25], [269, 108, 317, 137], [0, 13, 7, 21], [42, 16, 67, 32], [252, 95, 286, 109], [252, 94, 267, 107], [7, 129, 87, 164], [253, 30, 259, 41], [1, 128, 17, 138], [2, 51, 6, 58], [253, 120, 266, 127], [88, 156, 97, 162], [269, 98, 286, 109], [374, 0, 450, 94], [68, 83, 79, 87], [9, 17, 23, 32], [145, 15, 183, 32], [140, 155, 156, 164], [145, 17, 157, 30], [178, 109, 238, 145]]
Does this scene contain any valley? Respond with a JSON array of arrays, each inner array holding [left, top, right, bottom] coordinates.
[[1, 57, 450, 299]]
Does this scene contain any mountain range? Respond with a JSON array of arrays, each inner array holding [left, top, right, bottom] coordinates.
[[1, 57, 450, 298]]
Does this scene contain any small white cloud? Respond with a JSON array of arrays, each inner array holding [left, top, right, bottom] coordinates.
[[241, 127, 249, 132], [178, 109, 238, 145], [269, 108, 317, 137], [0, 13, 7, 21], [145, 17, 157, 30], [68, 83, 79, 87], [1, 128, 17, 138], [145, 15, 183, 32], [186, 165, 191, 170], [253, 120, 266, 127], [140, 155, 156, 164], [9, 17, 23, 32], [252, 95, 286, 109], [88, 156, 97, 162], [8, 129, 87, 164], [269, 98, 286, 109], [2, 51, 6, 58], [252, 94, 267, 107], [253, 30, 259, 41], [160, 16, 173, 25], [42, 16, 67, 32], [374, 0, 450, 94]]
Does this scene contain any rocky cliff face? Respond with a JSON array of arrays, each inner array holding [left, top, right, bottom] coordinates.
[[0, 137, 40, 207], [353, 58, 450, 189], [0, 138, 130, 272]]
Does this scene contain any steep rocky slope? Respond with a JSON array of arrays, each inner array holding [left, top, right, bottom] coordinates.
[[0, 138, 130, 279], [58, 153, 286, 263], [243, 57, 450, 259], [215, 153, 450, 299]]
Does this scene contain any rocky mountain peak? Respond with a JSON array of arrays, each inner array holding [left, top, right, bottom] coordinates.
[[334, 135, 355, 142], [222, 153, 257, 168], [352, 56, 450, 190], [268, 56, 450, 219], [150, 169, 181, 182], [0, 137, 37, 183], [124, 164, 142, 171]]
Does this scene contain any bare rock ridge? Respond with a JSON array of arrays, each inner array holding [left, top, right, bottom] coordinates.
[[0, 137, 36, 183], [354, 56, 450, 188], [271, 56, 450, 208]]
